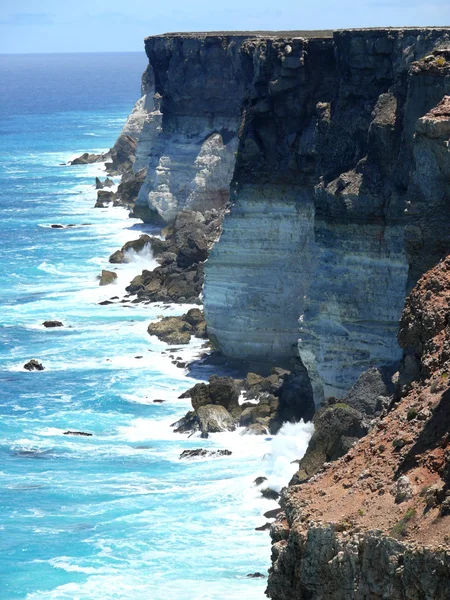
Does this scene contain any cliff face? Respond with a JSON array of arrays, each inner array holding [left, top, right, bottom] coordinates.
[[205, 30, 450, 400], [132, 34, 253, 223], [267, 255, 450, 600], [126, 28, 450, 401]]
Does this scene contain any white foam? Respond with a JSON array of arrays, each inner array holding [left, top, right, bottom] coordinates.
[[262, 420, 314, 492]]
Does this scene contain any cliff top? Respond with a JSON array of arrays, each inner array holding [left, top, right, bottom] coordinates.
[[146, 27, 450, 41]]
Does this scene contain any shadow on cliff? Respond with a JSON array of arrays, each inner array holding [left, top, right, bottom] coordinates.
[[396, 387, 450, 485]]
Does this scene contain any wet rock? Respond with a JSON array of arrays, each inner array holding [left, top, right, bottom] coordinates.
[[63, 431, 93, 437], [148, 316, 192, 345], [179, 448, 232, 459], [197, 404, 236, 434], [99, 270, 118, 286], [50, 224, 64, 229], [70, 152, 106, 166], [24, 359, 44, 371], [261, 488, 280, 500], [95, 190, 116, 208], [42, 321, 63, 328], [172, 411, 200, 434], [109, 234, 154, 264], [247, 572, 266, 578], [264, 508, 283, 519], [153, 399, 165, 403], [254, 476, 268, 486], [255, 523, 272, 531], [187, 375, 241, 414], [147, 309, 207, 345]]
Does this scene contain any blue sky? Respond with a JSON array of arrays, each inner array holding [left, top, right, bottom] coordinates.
[[1, 0, 450, 53]]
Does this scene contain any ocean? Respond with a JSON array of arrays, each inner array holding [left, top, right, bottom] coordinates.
[[0, 52, 312, 599]]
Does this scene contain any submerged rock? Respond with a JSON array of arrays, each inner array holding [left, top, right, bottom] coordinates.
[[42, 320, 63, 328], [24, 359, 44, 371], [63, 431, 93, 437]]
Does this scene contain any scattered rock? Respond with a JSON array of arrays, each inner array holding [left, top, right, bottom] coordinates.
[[63, 431, 92, 437], [99, 270, 118, 286], [42, 321, 63, 328], [24, 359, 44, 371]]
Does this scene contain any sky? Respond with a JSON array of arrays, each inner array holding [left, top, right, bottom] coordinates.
[[1, 0, 449, 53]]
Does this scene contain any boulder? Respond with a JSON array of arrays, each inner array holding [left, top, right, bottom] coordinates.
[[172, 411, 200, 434], [197, 404, 236, 434], [187, 375, 241, 414], [109, 235, 152, 264], [95, 177, 103, 189], [243, 423, 270, 435], [95, 190, 115, 208], [147, 316, 192, 345], [24, 359, 44, 371], [42, 321, 63, 328], [344, 366, 396, 416], [290, 403, 368, 485], [70, 152, 105, 166], [99, 270, 118, 286]]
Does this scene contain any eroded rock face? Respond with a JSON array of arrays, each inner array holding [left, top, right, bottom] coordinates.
[[132, 34, 253, 223], [203, 30, 450, 402]]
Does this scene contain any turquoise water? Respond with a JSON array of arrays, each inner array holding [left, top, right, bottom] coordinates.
[[0, 53, 311, 599]]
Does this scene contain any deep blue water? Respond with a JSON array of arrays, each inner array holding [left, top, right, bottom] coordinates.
[[0, 52, 311, 599]]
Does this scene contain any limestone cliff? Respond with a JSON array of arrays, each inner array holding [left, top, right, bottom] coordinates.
[[120, 28, 450, 402]]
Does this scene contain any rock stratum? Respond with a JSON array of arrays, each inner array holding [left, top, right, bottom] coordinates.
[[115, 28, 450, 405]]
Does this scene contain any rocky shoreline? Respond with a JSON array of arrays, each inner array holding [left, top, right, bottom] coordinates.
[[63, 26, 450, 598]]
